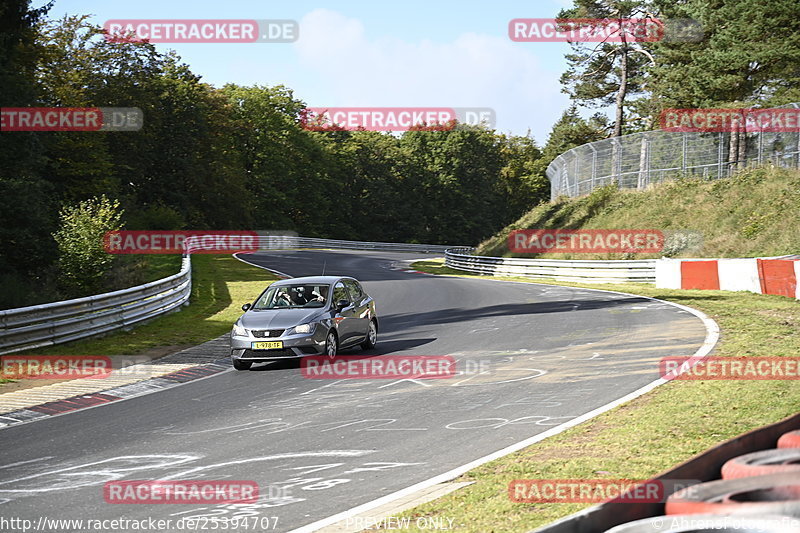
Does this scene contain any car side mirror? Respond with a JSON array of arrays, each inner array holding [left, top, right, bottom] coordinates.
[[242, 303, 252, 312], [336, 299, 351, 312]]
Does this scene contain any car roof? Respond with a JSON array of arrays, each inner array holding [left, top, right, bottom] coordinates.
[[270, 276, 354, 286]]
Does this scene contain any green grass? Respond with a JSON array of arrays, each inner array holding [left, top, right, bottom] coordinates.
[[11, 255, 278, 358], [392, 259, 800, 532], [477, 166, 800, 260], [140, 254, 183, 283]]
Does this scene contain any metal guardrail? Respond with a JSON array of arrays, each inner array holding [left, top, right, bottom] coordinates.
[[0, 236, 453, 355], [445, 247, 655, 283], [0, 255, 192, 355], [253, 235, 454, 254], [546, 103, 800, 200]]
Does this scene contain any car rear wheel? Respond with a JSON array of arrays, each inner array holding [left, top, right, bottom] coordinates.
[[325, 331, 338, 358], [361, 320, 377, 350], [233, 359, 252, 371]]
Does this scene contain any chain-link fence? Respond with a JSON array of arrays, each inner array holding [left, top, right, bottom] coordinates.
[[545, 103, 800, 200]]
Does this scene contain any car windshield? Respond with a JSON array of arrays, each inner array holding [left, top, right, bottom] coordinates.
[[252, 284, 330, 310]]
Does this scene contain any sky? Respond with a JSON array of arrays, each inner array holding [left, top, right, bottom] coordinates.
[[44, 0, 578, 142]]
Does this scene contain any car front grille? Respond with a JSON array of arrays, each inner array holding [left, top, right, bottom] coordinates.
[[251, 329, 285, 338], [241, 349, 296, 359]]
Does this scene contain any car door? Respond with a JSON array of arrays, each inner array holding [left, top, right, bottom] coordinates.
[[332, 281, 357, 346], [343, 278, 370, 341]]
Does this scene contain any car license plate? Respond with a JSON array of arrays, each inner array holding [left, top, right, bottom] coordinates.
[[251, 341, 283, 350]]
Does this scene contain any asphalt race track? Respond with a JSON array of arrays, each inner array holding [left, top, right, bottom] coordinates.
[[0, 250, 710, 532]]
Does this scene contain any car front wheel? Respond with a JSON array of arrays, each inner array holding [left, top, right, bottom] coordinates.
[[360, 320, 377, 350], [325, 331, 338, 358], [233, 358, 252, 371]]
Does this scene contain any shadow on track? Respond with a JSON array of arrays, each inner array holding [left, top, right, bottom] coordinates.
[[381, 297, 651, 328]]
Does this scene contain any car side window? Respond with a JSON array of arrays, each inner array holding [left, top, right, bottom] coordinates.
[[343, 279, 364, 304], [332, 282, 350, 306]]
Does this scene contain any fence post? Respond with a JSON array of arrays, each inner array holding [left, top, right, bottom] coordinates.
[[717, 132, 724, 179], [797, 130, 800, 169], [637, 134, 646, 189], [573, 153, 580, 196], [682, 133, 687, 174]]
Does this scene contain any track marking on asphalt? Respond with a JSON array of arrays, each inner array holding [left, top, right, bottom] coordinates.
[[284, 277, 719, 533], [233, 252, 293, 278], [0, 363, 192, 415], [0, 362, 232, 430]]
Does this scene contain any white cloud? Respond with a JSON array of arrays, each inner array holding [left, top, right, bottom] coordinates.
[[294, 9, 568, 140]]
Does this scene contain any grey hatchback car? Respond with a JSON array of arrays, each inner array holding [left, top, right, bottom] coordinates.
[[230, 276, 378, 370]]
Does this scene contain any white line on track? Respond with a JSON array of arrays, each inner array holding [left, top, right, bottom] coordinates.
[[287, 276, 720, 533]]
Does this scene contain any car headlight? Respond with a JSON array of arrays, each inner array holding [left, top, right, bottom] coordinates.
[[232, 324, 248, 336], [293, 323, 315, 334]]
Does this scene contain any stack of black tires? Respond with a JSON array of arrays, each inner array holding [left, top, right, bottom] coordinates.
[[606, 430, 800, 532]]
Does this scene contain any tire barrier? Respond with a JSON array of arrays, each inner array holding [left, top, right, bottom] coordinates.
[[530, 415, 800, 532], [605, 514, 800, 533], [664, 473, 800, 517], [721, 449, 800, 479], [779, 431, 800, 449]]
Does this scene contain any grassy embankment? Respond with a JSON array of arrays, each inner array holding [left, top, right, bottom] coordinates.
[[479, 166, 800, 259]]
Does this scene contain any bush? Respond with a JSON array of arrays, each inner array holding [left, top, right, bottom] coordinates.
[[52, 195, 124, 296]]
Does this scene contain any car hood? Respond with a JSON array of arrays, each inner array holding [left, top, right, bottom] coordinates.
[[239, 308, 325, 330]]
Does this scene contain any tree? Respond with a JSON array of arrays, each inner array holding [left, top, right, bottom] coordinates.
[[0, 0, 58, 309], [400, 126, 508, 244], [559, 0, 656, 137], [648, 0, 800, 109], [540, 107, 609, 161], [223, 84, 335, 235], [498, 134, 549, 219]]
